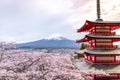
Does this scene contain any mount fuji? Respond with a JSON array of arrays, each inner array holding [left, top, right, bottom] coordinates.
[[16, 37, 80, 49]]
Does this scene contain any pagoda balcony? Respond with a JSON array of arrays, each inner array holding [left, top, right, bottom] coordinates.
[[85, 59, 120, 64], [87, 45, 118, 49]]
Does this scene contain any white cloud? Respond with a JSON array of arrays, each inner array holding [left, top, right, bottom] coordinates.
[[0, 35, 15, 42], [34, 0, 73, 14], [0, 0, 120, 43]]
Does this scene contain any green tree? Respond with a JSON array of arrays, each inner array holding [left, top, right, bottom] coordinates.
[[80, 43, 87, 50]]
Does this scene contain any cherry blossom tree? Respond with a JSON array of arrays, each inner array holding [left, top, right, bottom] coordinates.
[[0, 47, 107, 80], [0, 42, 15, 62], [0, 51, 84, 80]]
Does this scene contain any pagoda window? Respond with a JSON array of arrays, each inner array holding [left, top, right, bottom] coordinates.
[[96, 39, 112, 42], [95, 26, 110, 33], [96, 29, 110, 32], [96, 43, 111, 46], [96, 26, 109, 28], [96, 56, 114, 61], [95, 39, 112, 47]]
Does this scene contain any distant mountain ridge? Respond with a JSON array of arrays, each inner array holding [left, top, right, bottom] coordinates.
[[16, 37, 80, 49]]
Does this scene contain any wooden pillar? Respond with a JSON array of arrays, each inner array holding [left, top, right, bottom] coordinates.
[[95, 26, 96, 33], [88, 41, 91, 48], [90, 29, 92, 34], [93, 26, 95, 34], [114, 55, 116, 63], [93, 55, 95, 62], [91, 27, 93, 33], [109, 26, 111, 34], [90, 40, 92, 47], [94, 55, 96, 63], [111, 39, 113, 47], [95, 39, 96, 48], [91, 39, 95, 47]]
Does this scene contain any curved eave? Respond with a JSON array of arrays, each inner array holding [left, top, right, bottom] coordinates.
[[90, 20, 120, 26], [77, 20, 93, 32], [77, 20, 120, 32], [76, 36, 90, 43], [77, 25, 90, 32], [85, 49, 120, 55], [76, 39, 88, 43], [75, 49, 86, 54], [88, 21, 120, 30], [86, 34, 120, 39]]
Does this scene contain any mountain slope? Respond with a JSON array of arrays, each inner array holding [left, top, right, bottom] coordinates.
[[16, 37, 80, 49]]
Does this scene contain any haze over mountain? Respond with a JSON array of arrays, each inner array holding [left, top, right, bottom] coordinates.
[[16, 36, 80, 49]]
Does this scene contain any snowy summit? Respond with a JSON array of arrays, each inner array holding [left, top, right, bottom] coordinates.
[[45, 34, 66, 40]]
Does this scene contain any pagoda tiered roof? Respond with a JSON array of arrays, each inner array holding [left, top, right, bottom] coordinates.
[[86, 48, 120, 55], [77, 20, 120, 32], [76, 35, 90, 42], [87, 34, 120, 39], [76, 0, 120, 67], [76, 34, 120, 43]]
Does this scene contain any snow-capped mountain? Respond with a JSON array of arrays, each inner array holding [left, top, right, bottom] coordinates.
[[44, 34, 66, 40], [16, 37, 80, 49], [45, 36, 67, 40]]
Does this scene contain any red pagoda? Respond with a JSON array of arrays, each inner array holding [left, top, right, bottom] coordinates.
[[77, 0, 120, 64]]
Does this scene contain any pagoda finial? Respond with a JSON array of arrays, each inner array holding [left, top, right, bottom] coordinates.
[[96, 0, 103, 21]]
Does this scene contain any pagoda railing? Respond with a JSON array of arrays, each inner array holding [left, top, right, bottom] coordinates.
[[94, 74, 120, 80], [85, 58, 120, 64]]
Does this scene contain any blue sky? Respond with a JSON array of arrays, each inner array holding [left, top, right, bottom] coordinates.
[[0, 0, 120, 43]]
